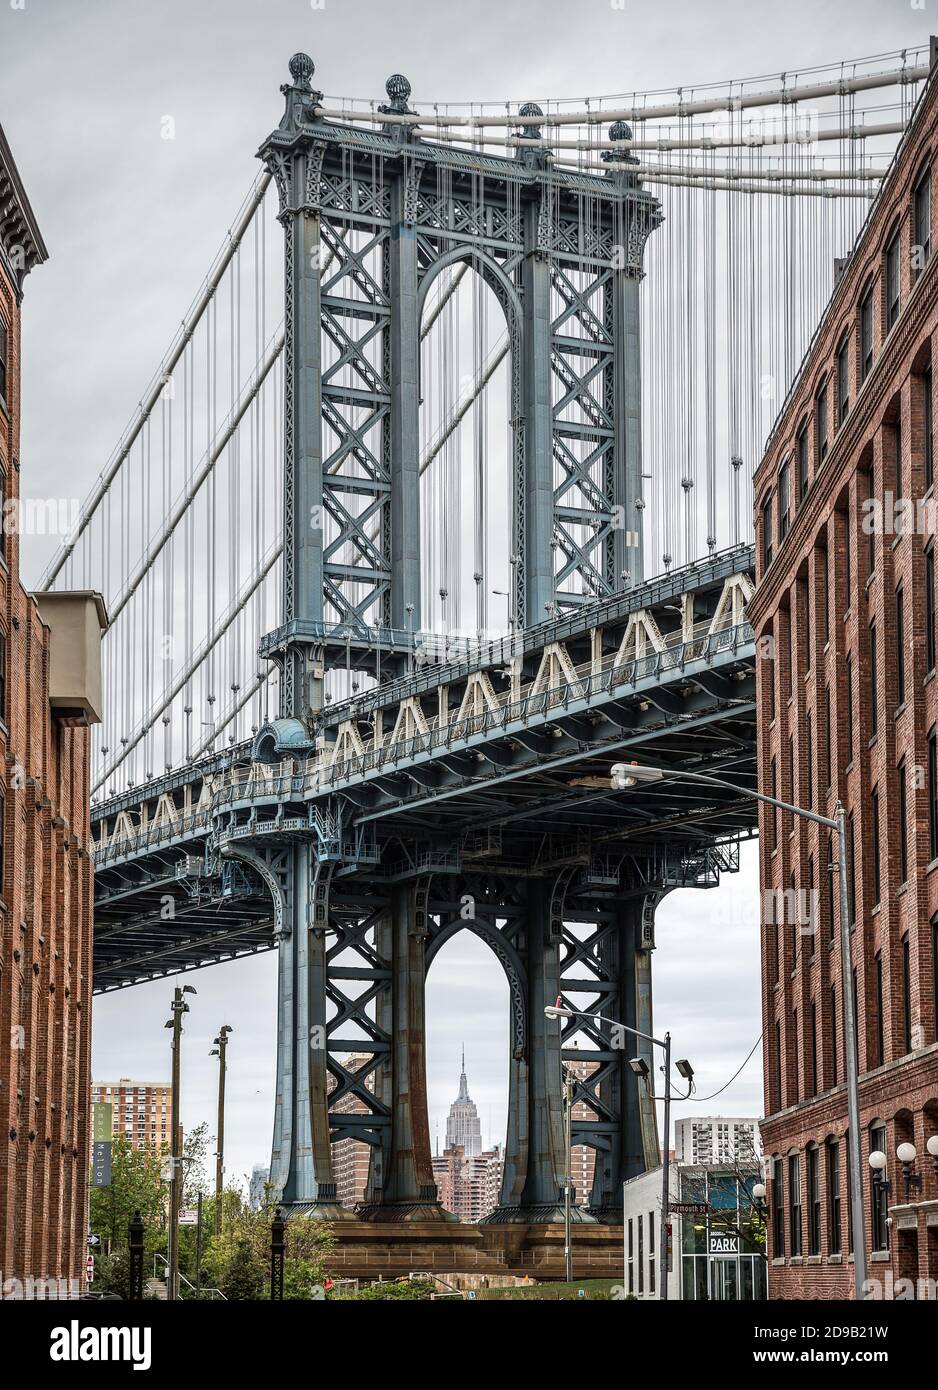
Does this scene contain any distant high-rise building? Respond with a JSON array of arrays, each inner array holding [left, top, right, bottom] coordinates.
[[249, 1164, 270, 1210], [674, 1116, 762, 1166], [91, 1080, 172, 1151], [445, 1048, 482, 1157], [565, 1048, 598, 1206], [329, 1053, 374, 1210], [432, 1142, 504, 1222]]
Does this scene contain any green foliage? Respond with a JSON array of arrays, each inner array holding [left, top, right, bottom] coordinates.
[[475, 1278, 619, 1301], [198, 1190, 334, 1300], [88, 1136, 167, 1256], [340, 1278, 439, 1300]]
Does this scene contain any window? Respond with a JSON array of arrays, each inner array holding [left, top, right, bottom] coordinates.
[[925, 369, 934, 491], [648, 1211, 656, 1294], [770, 757, 778, 851], [797, 424, 809, 501], [837, 337, 850, 425], [893, 416, 902, 502], [871, 785, 880, 906], [807, 1146, 821, 1255], [859, 286, 874, 381], [934, 919, 938, 1045], [902, 935, 912, 1054], [845, 654, 854, 766], [847, 815, 856, 927], [762, 495, 773, 570], [867, 469, 875, 576], [772, 1156, 785, 1257], [875, 952, 885, 1068], [827, 833, 835, 942], [820, 545, 830, 641], [885, 226, 901, 329], [914, 164, 931, 272], [844, 501, 852, 597], [816, 382, 829, 463], [788, 1153, 802, 1257], [823, 685, 832, 791], [930, 728, 938, 861], [831, 984, 838, 1086], [806, 710, 814, 810], [898, 760, 908, 884], [809, 997, 818, 1096], [775, 1020, 783, 1108], [870, 1124, 889, 1252], [779, 460, 791, 541], [896, 586, 905, 707], [637, 1213, 644, 1293], [0, 314, 7, 404], [927, 545, 936, 672], [869, 623, 878, 739], [827, 1139, 842, 1256], [0, 631, 5, 722]]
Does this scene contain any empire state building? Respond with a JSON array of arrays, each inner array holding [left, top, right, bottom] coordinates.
[[444, 1048, 482, 1157]]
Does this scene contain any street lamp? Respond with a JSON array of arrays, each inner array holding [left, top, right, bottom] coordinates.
[[545, 1001, 691, 1301], [210, 1025, 233, 1236], [165, 984, 197, 1302], [896, 1142, 923, 1201], [611, 759, 868, 1300]]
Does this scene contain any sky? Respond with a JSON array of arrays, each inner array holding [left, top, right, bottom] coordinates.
[[1, 0, 923, 1190]]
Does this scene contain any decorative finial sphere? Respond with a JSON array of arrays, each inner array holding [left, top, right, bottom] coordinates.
[[289, 53, 315, 85], [519, 102, 544, 119], [609, 120, 633, 144], [386, 73, 412, 104]]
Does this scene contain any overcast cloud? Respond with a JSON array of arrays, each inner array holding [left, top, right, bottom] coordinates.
[[2, 0, 917, 1186]]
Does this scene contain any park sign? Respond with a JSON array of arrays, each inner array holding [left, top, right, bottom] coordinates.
[[708, 1233, 740, 1255], [671, 1201, 708, 1216]]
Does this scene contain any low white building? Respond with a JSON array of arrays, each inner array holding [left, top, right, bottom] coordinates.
[[623, 1160, 767, 1301]]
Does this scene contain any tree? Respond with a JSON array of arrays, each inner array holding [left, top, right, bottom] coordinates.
[[89, 1136, 167, 1257], [199, 1192, 335, 1300]]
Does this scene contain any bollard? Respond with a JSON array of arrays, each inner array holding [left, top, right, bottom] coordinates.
[[128, 1209, 145, 1300], [270, 1207, 285, 1301]]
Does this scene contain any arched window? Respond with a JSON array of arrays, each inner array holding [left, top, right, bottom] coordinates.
[[859, 280, 875, 382], [914, 160, 932, 274]]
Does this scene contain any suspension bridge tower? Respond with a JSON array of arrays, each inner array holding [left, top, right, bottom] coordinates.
[[246, 52, 666, 1222]]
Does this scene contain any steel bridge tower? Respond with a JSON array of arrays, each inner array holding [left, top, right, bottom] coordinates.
[[249, 53, 669, 1222]]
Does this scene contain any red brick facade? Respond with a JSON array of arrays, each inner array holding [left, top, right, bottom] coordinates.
[[0, 127, 96, 1296], [750, 66, 938, 1299]]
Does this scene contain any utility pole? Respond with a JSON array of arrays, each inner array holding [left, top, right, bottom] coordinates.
[[165, 984, 196, 1301], [210, 1025, 233, 1236], [563, 1066, 575, 1282]]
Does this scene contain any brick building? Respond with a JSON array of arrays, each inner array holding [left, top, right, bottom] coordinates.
[[431, 1143, 503, 1222], [90, 1079, 172, 1151], [751, 61, 938, 1297], [329, 1053, 373, 1210], [0, 123, 105, 1295]]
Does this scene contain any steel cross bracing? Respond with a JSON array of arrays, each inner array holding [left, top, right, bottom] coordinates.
[[91, 494, 757, 1220]]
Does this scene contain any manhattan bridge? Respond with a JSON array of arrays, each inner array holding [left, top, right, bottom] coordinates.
[[40, 46, 931, 1228]]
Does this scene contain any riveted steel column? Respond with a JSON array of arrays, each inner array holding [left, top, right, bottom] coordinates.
[[609, 256, 645, 587], [587, 896, 650, 1220], [521, 191, 555, 626], [279, 146, 325, 716], [519, 880, 566, 1210], [387, 166, 422, 630], [634, 908, 660, 1170], [370, 882, 442, 1216]]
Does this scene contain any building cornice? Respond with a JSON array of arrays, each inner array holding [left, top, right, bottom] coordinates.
[[0, 122, 48, 297]]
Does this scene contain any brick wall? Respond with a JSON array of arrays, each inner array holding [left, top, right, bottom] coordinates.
[[750, 66, 938, 1299], [0, 210, 94, 1294]]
